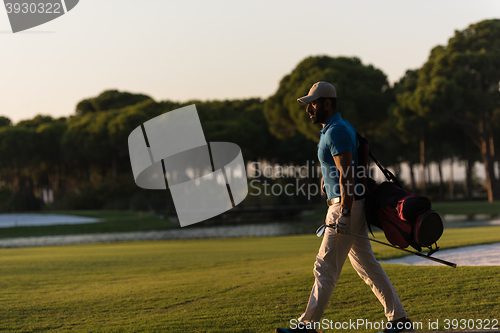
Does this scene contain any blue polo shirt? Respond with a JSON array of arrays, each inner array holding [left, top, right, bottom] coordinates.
[[318, 113, 358, 199]]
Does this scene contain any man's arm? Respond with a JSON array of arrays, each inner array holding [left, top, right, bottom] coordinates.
[[320, 177, 327, 195], [332, 151, 354, 214]]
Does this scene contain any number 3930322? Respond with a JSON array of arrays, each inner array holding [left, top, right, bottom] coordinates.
[[443, 318, 498, 330], [3, 0, 79, 33], [5, 2, 62, 14]]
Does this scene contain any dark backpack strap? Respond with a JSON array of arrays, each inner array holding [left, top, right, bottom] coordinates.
[[356, 132, 403, 238], [356, 133, 374, 236], [355, 133, 370, 193], [356, 132, 402, 188]]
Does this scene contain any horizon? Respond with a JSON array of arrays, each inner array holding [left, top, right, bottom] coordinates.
[[1, 0, 499, 124]]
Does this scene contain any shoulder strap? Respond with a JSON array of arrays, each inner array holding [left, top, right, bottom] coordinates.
[[356, 132, 403, 238], [356, 133, 402, 188]]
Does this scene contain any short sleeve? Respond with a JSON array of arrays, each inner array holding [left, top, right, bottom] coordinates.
[[326, 125, 353, 156]]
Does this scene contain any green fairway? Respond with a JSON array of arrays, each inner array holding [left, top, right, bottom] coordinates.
[[307, 200, 500, 223], [432, 201, 500, 216], [1, 226, 499, 332]]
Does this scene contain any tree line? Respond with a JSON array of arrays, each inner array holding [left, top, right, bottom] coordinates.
[[0, 94, 282, 212], [0, 19, 498, 212], [264, 19, 500, 202]]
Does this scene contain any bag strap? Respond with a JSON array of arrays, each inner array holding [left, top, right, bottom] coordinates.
[[356, 133, 402, 188]]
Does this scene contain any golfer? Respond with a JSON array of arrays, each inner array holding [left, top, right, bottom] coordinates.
[[276, 82, 416, 333]]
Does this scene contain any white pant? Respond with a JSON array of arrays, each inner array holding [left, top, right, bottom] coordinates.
[[298, 200, 407, 323]]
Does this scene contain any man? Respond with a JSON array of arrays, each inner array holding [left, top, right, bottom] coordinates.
[[276, 82, 416, 333]]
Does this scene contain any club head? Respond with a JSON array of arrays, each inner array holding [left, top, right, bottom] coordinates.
[[316, 224, 326, 237]]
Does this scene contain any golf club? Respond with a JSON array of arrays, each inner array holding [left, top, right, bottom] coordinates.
[[316, 224, 457, 268]]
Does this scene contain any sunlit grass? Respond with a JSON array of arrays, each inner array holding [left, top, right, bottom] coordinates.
[[1, 226, 499, 332]]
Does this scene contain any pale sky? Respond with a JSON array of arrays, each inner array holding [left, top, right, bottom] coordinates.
[[0, 0, 499, 124]]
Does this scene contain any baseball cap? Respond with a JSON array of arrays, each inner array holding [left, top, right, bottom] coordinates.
[[297, 81, 337, 105]]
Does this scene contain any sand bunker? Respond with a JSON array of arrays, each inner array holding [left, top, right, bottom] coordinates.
[[0, 214, 99, 228], [381, 243, 500, 266]]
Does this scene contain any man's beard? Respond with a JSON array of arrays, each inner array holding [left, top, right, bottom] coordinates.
[[311, 104, 328, 124]]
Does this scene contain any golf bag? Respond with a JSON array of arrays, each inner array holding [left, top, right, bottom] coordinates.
[[356, 134, 443, 252]]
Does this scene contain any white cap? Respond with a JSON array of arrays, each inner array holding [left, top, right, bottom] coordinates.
[[297, 81, 337, 105]]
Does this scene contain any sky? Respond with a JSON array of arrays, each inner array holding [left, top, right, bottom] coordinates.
[[0, 0, 499, 124]]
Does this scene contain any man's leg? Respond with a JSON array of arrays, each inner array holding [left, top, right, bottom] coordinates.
[[298, 203, 356, 324], [347, 200, 408, 321]]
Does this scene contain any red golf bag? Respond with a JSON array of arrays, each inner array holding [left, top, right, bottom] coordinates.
[[357, 134, 443, 252]]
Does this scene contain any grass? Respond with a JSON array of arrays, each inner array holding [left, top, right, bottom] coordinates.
[[432, 201, 500, 216], [1, 226, 499, 332], [306, 200, 500, 222]]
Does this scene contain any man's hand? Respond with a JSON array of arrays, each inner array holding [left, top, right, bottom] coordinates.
[[336, 215, 350, 235]]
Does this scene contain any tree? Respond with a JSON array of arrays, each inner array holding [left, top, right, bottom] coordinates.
[[107, 102, 157, 176], [391, 69, 463, 196], [36, 120, 68, 195], [390, 70, 423, 191], [413, 19, 500, 201], [61, 111, 117, 185], [75, 90, 152, 115], [190, 98, 278, 161], [0, 116, 12, 127], [16, 114, 54, 129], [0, 126, 41, 210], [264, 55, 391, 143]]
